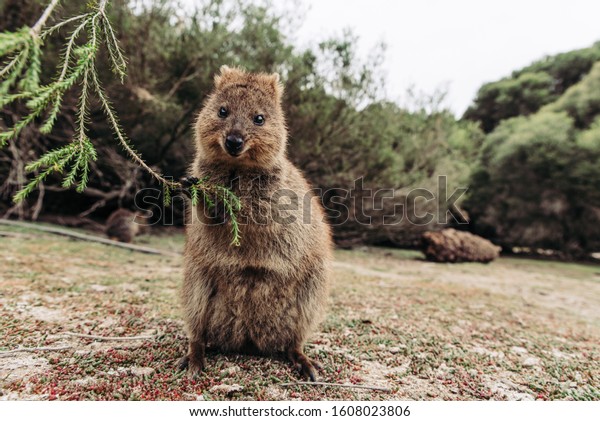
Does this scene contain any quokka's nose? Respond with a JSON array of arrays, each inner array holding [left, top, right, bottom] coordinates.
[[225, 134, 244, 155]]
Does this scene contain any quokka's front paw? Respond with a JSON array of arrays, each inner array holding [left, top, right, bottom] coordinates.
[[180, 176, 199, 187]]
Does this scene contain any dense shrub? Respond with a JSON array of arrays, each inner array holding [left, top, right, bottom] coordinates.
[[544, 61, 600, 128], [465, 111, 600, 256]]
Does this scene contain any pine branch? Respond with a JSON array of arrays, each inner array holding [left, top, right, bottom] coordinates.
[[57, 18, 89, 83], [40, 13, 90, 39], [0, 48, 27, 79], [100, 17, 126, 80], [0, 0, 243, 245], [89, 66, 177, 189], [0, 219, 181, 256]]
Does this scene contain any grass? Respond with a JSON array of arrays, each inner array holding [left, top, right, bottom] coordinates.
[[0, 224, 598, 400]]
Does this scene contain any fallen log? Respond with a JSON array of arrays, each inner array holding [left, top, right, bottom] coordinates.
[[421, 228, 501, 263], [0, 219, 179, 257]]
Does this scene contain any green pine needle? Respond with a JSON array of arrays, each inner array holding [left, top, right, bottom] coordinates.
[[189, 179, 242, 246], [163, 184, 172, 206]]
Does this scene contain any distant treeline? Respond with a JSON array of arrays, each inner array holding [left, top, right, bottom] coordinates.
[[1, 0, 599, 257]]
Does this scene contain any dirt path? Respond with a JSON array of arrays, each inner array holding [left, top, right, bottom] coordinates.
[[333, 256, 600, 325]]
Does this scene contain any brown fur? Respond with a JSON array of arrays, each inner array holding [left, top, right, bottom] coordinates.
[[181, 66, 332, 380], [105, 209, 148, 243]]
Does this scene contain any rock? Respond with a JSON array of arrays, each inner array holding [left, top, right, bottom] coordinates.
[[551, 349, 571, 360], [72, 376, 95, 386], [209, 384, 243, 395], [472, 346, 504, 359], [521, 357, 540, 368], [220, 366, 241, 376], [486, 377, 535, 401], [421, 229, 501, 263], [89, 284, 109, 292], [130, 366, 155, 376], [510, 346, 528, 355]]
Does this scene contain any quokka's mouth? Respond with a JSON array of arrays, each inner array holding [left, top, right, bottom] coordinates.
[[226, 149, 244, 157]]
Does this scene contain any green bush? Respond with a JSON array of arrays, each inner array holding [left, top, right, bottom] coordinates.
[[544, 61, 600, 128], [464, 42, 600, 132], [465, 111, 600, 255]]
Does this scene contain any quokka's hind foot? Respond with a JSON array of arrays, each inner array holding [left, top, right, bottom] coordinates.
[[288, 347, 322, 382], [178, 354, 205, 379], [179, 339, 206, 378], [177, 355, 189, 371], [186, 358, 204, 379]]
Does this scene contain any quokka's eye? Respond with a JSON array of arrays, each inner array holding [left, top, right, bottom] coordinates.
[[218, 107, 228, 118], [253, 114, 265, 126]]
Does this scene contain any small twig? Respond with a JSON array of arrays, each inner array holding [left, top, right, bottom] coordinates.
[[0, 50, 27, 79], [78, 198, 108, 217], [165, 58, 201, 99], [31, 180, 45, 220], [30, 0, 61, 36], [41, 13, 89, 39], [0, 345, 72, 357], [63, 332, 154, 341], [279, 381, 392, 392], [97, 0, 110, 14], [58, 18, 88, 82], [6, 138, 25, 219]]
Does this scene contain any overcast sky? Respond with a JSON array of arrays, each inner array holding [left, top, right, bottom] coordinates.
[[292, 0, 600, 114], [180, 0, 600, 115]]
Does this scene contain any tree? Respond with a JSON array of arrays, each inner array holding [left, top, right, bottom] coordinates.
[[464, 42, 600, 133], [463, 72, 555, 133]]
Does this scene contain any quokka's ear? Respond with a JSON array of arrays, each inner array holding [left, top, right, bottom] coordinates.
[[214, 65, 245, 89], [266, 72, 284, 100]]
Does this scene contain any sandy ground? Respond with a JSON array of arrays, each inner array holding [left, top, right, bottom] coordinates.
[[0, 226, 598, 400]]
